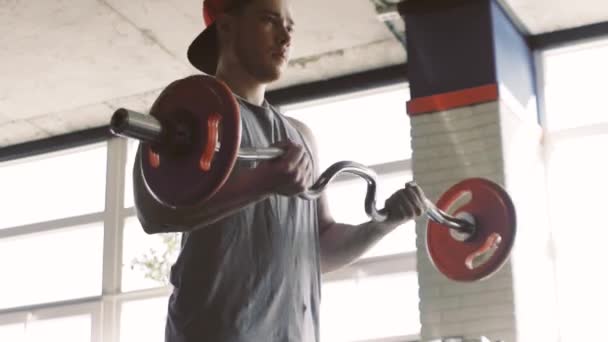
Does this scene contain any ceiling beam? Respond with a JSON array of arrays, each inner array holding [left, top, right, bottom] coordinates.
[[528, 20, 608, 50], [267, 63, 408, 107]]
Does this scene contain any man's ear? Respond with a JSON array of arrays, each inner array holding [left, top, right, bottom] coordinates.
[[215, 15, 234, 40]]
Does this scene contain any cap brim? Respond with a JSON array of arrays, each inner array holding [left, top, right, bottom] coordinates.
[[187, 23, 219, 75]]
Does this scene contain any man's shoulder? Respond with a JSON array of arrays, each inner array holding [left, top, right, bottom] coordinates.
[[284, 116, 306, 133]]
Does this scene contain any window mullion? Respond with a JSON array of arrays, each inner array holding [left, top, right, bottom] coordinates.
[[0, 212, 104, 240], [322, 252, 416, 282], [101, 137, 127, 342]]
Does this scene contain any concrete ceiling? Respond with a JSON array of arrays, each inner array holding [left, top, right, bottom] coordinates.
[[1, 0, 607, 147], [502, 0, 608, 35]]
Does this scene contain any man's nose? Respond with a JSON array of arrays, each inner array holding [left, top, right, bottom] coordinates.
[[278, 24, 291, 46]]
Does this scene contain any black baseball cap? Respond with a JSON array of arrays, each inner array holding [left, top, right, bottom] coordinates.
[[187, 0, 248, 74]]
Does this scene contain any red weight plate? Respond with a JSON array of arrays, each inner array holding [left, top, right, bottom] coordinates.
[[141, 75, 240, 208], [427, 178, 516, 282]]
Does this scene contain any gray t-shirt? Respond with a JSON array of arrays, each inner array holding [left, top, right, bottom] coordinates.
[[133, 96, 321, 342]]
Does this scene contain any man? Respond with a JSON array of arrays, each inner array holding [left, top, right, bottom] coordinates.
[[133, 0, 427, 341]]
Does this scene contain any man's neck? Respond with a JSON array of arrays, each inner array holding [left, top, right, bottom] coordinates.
[[215, 66, 266, 107]]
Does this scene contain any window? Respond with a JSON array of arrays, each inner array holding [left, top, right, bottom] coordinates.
[[0, 301, 98, 342], [0, 143, 106, 342], [120, 297, 168, 342], [320, 272, 420, 341], [542, 40, 608, 132], [20, 314, 92, 342], [0, 322, 23, 342], [0, 314, 92, 342], [122, 216, 181, 292], [541, 37, 608, 342], [0, 223, 103, 310], [0, 143, 107, 230], [285, 86, 412, 171]]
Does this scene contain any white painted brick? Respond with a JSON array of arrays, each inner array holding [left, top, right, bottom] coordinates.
[[424, 322, 464, 338], [411, 106, 474, 125], [459, 318, 515, 334], [471, 101, 500, 114], [417, 259, 440, 276], [420, 311, 442, 324], [417, 266, 450, 287], [412, 112, 499, 138], [419, 286, 442, 300], [410, 106, 493, 125], [410, 126, 494, 142], [413, 140, 502, 163], [440, 304, 514, 324], [411, 123, 500, 150], [460, 289, 514, 308], [431, 105, 476, 119], [420, 172, 504, 189], [419, 296, 462, 312], [440, 274, 512, 297], [487, 331, 516, 342], [411, 103, 500, 127], [413, 153, 503, 175], [414, 165, 503, 185], [440, 285, 514, 301], [414, 149, 501, 169]]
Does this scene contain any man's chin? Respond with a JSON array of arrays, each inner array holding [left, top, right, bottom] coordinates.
[[257, 67, 285, 84]]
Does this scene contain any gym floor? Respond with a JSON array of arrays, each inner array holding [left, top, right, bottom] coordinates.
[[1, 1, 607, 342]]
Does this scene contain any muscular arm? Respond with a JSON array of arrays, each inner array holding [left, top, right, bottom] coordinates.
[[287, 118, 404, 274], [133, 149, 273, 234]]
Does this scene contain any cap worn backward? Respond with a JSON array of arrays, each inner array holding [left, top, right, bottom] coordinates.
[[188, 0, 239, 75]]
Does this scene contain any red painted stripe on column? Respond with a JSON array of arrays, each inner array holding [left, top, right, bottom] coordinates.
[[407, 84, 499, 116]]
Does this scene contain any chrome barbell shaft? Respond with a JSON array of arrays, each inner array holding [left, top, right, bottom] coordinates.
[[110, 108, 476, 233], [110, 109, 285, 159], [111, 108, 163, 145]]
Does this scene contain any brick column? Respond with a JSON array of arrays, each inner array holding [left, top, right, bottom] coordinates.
[[399, 1, 559, 341]]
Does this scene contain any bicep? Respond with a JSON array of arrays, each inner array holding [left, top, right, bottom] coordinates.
[[316, 191, 334, 236]]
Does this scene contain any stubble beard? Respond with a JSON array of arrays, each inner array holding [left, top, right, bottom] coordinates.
[[235, 36, 283, 84]]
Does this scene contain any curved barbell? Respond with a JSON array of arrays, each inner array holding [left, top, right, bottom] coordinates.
[[109, 75, 516, 282]]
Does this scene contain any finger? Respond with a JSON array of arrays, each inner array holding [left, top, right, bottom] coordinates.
[[402, 186, 424, 216], [265, 140, 293, 166], [399, 190, 418, 217], [272, 139, 295, 149], [289, 146, 307, 172], [406, 182, 428, 212], [281, 144, 305, 171], [274, 140, 297, 156], [409, 182, 426, 202], [306, 156, 315, 184], [388, 191, 413, 219], [296, 155, 314, 188], [305, 161, 315, 187]]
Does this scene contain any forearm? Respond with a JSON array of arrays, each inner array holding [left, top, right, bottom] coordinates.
[[319, 220, 401, 274], [134, 158, 272, 234]]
